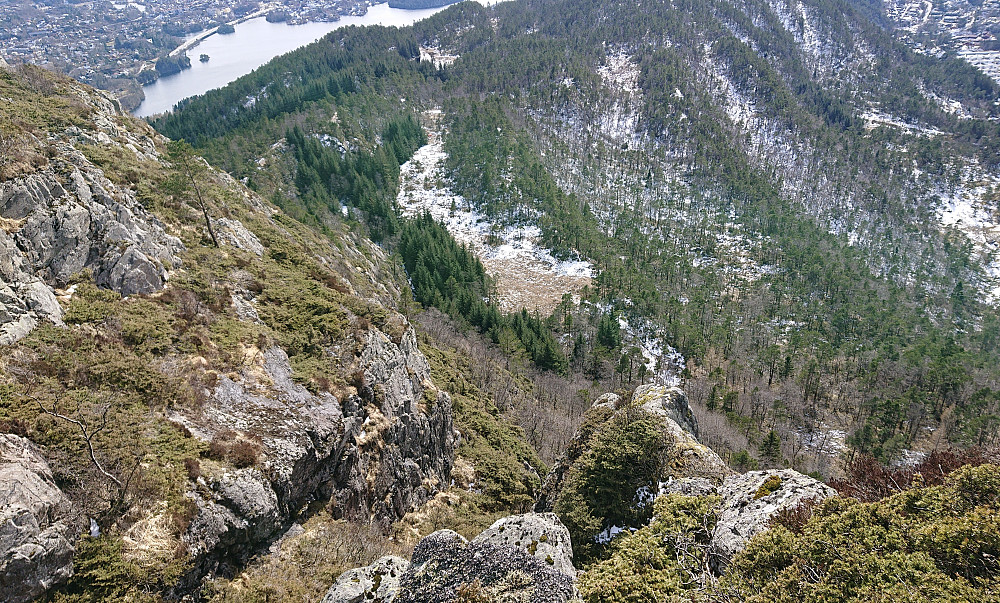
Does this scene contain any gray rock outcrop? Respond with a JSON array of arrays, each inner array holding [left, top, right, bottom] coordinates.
[[708, 469, 836, 574], [472, 512, 576, 578], [176, 327, 455, 586], [321, 555, 407, 603], [323, 517, 576, 603], [0, 435, 77, 603], [633, 384, 699, 438], [0, 101, 183, 345], [659, 477, 717, 497], [2, 154, 183, 296]]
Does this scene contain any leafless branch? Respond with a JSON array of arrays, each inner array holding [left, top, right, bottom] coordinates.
[[35, 399, 124, 490]]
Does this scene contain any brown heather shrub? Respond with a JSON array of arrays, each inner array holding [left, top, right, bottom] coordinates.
[[771, 498, 819, 534], [183, 458, 201, 481], [830, 447, 1000, 502], [0, 417, 30, 437], [206, 437, 229, 461], [227, 439, 260, 469], [205, 430, 261, 469]]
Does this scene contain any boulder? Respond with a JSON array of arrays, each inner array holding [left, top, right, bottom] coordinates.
[[321, 555, 408, 603], [321, 518, 577, 603], [0, 435, 77, 603], [472, 512, 575, 578], [709, 469, 836, 574]]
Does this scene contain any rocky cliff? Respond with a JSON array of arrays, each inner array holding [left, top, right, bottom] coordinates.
[[0, 63, 456, 600], [0, 69, 182, 344]]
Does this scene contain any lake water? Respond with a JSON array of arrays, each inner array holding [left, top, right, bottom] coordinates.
[[133, 3, 452, 117]]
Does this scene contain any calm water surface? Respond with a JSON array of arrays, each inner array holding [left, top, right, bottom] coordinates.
[[134, 3, 451, 117]]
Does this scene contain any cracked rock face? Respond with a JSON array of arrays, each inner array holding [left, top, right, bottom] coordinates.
[[1, 155, 183, 297], [0, 435, 78, 603], [708, 469, 836, 574], [175, 328, 455, 588], [323, 516, 577, 603], [0, 82, 183, 345]]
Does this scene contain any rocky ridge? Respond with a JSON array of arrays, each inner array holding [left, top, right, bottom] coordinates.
[[0, 65, 457, 600], [172, 331, 455, 585]]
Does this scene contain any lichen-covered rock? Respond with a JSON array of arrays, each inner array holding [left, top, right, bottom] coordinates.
[[659, 477, 717, 497], [320, 555, 408, 603], [0, 435, 77, 603], [709, 469, 836, 574], [590, 392, 619, 410], [403, 529, 575, 603], [0, 229, 62, 344], [322, 521, 577, 603], [473, 513, 575, 577]]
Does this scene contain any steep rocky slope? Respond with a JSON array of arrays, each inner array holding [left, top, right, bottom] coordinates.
[[0, 62, 455, 600]]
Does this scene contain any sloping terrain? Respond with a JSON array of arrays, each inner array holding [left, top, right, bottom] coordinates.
[[0, 63, 457, 601], [158, 0, 1000, 474]]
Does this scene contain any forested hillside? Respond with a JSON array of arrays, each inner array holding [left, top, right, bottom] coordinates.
[[157, 0, 1000, 475], [7, 1, 1000, 600]]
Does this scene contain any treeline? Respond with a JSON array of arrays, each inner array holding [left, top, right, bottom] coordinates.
[[399, 214, 568, 373]]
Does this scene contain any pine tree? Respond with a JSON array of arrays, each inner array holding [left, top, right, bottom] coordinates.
[[759, 430, 782, 465]]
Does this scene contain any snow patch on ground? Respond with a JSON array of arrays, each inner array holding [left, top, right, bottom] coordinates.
[[609, 310, 685, 387], [861, 111, 946, 136], [795, 426, 848, 457], [936, 174, 1000, 303], [396, 113, 594, 314], [595, 49, 643, 143], [704, 54, 757, 126]]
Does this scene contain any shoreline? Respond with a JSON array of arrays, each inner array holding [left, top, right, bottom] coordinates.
[[168, 3, 284, 58]]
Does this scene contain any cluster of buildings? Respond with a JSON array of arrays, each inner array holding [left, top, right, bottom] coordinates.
[[0, 0, 368, 108]]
